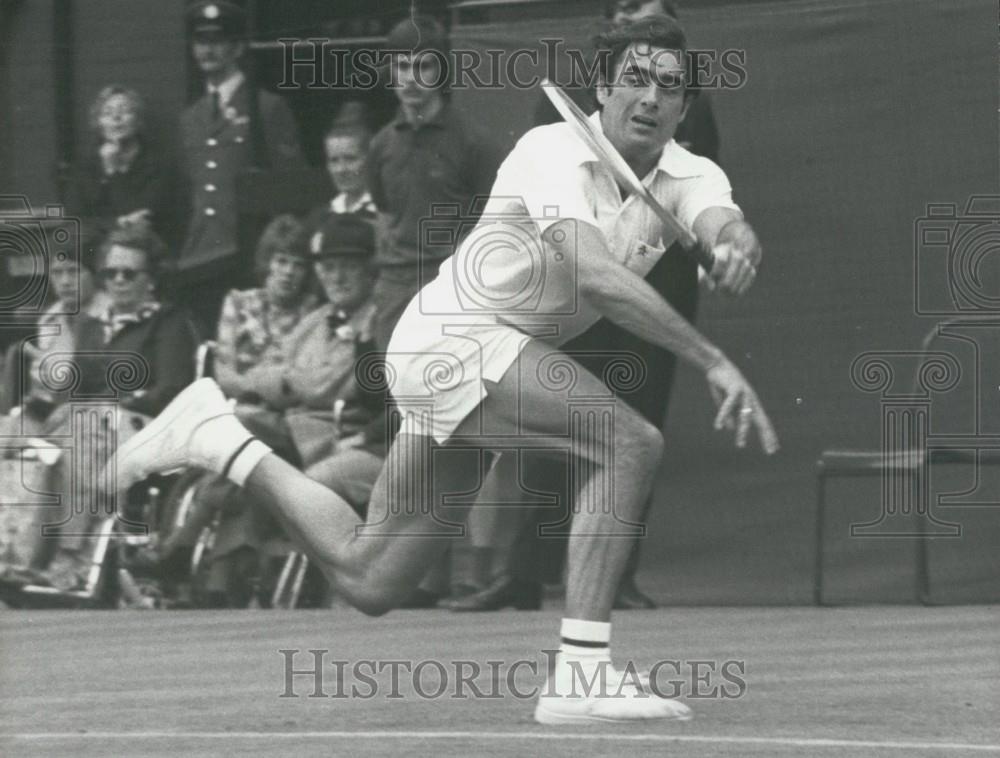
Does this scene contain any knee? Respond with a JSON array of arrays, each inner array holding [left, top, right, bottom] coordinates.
[[334, 573, 395, 617], [352, 592, 393, 618], [618, 416, 664, 472]]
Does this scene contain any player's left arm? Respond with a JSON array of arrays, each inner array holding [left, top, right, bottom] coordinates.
[[693, 207, 762, 297]]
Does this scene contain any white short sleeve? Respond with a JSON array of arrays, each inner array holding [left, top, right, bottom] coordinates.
[[487, 125, 598, 234], [671, 159, 742, 234]]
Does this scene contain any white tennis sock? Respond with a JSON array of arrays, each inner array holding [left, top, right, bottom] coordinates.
[[224, 438, 271, 487], [194, 413, 271, 487], [552, 618, 613, 696]]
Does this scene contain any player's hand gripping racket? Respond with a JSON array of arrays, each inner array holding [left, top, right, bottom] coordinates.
[[540, 79, 715, 274]]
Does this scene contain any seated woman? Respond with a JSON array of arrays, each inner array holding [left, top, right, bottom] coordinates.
[[0, 237, 110, 581], [164, 213, 385, 607], [33, 226, 197, 590], [0, 233, 109, 425], [67, 85, 182, 252], [212, 214, 319, 402], [157, 214, 318, 604]]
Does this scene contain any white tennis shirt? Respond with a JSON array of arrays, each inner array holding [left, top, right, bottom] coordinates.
[[386, 111, 741, 441]]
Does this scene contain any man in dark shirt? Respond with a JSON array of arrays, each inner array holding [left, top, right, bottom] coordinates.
[[367, 15, 502, 351]]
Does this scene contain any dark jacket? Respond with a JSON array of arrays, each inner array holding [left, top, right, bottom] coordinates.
[[72, 302, 198, 417], [178, 80, 303, 278], [68, 141, 184, 251]]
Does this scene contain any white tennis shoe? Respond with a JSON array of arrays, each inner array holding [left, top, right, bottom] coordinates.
[[105, 378, 248, 493], [534, 663, 693, 725]]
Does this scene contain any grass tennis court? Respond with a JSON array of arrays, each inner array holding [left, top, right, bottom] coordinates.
[[2, 605, 997, 757]]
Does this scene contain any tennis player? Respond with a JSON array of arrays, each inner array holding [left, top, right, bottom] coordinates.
[[110, 15, 777, 724]]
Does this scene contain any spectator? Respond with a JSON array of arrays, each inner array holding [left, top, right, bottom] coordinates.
[[32, 226, 198, 591], [0, 237, 110, 584], [365, 15, 503, 606], [0, 234, 109, 424], [323, 125, 376, 217], [212, 214, 319, 401], [176, 0, 304, 335], [367, 14, 502, 351], [165, 213, 383, 607], [67, 85, 183, 251]]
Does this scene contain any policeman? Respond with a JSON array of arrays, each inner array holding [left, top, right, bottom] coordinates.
[[178, 1, 304, 335]]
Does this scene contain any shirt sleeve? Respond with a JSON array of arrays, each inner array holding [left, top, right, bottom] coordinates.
[[672, 160, 742, 235], [489, 127, 596, 234]]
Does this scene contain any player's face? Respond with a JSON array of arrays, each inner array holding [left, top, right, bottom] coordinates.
[[612, 0, 666, 24], [596, 43, 689, 163], [324, 136, 367, 196], [264, 251, 308, 303], [100, 245, 152, 313], [314, 257, 373, 312], [192, 38, 243, 76], [391, 52, 444, 108], [98, 94, 139, 143]]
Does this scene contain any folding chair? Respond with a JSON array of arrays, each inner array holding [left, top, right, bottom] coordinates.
[[19, 518, 116, 607], [815, 317, 1000, 604]]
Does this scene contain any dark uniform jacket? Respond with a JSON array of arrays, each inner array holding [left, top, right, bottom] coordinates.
[[178, 79, 303, 279]]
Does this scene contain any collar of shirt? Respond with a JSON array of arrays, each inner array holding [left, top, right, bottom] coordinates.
[[100, 300, 161, 343], [566, 111, 710, 181], [330, 191, 376, 215], [391, 100, 450, 131], [207, 70, 246, 108], [323, 301, 376, 340]]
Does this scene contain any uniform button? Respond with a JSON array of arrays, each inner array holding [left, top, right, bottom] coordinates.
[[205, 184, 216, 192], [204, 207, 216, 217], [206, 160, 217, 169], [206, 138, 217, 147], [235, 135, 244, 144]]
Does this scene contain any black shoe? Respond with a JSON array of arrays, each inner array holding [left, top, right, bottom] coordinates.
[[446, 575, 542, 612], [613, 579, 657, 610], [397, 587, 442, 609]]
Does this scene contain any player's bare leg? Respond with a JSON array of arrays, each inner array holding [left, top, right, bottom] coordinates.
[[213, 338, 660, 620], [109, 339, 691, 721]]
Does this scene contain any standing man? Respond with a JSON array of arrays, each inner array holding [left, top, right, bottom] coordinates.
[[365, 14, 502, 605], [177, 1, 303, 335], [112, 16, 777, 724], [366, 14, 502, 351]]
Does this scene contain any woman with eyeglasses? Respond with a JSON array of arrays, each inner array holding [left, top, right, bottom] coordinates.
[[26, 226, 198, 592]]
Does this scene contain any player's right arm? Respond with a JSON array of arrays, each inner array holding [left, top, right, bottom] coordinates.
[[548, 219, 778, 453]]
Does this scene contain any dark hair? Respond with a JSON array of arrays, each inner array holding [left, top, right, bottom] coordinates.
[[253, 214, 309, 284], [593, 14, 695, 98], [97, 226, 167, 280]]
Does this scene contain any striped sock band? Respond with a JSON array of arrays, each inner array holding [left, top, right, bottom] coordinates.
[[560, 617, 611, 655], [223, 438, 272, 487]]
